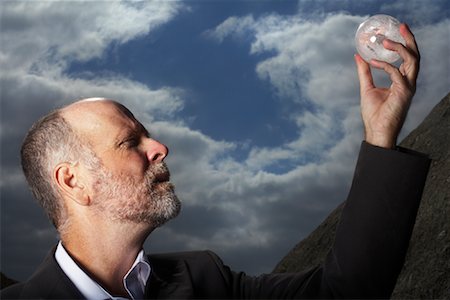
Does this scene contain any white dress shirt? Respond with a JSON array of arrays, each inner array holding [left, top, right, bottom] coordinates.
[[55, 241, 151, 300]]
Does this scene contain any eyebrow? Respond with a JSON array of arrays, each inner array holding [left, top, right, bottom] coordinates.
[[136, 122, 150, 138], [114, 123, 150, 147]]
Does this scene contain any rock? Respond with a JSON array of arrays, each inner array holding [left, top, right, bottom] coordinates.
[[273, 92, 450, 299], [1, 272, 18, 290]]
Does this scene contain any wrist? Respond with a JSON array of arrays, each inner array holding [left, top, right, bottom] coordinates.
[[365, 133, 396, 149]]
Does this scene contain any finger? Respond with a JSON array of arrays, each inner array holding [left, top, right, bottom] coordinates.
[[354, 54, 375, 94], [370, 59, 406, 88], [382, 38, 419, 85], [399, 24, 420, 84], [400, 23, 420, 57], [383, 38, 418, 65], [400, 63, 407, 76]]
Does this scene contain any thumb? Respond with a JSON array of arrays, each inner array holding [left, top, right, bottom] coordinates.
[[355, 54, 375, 95]]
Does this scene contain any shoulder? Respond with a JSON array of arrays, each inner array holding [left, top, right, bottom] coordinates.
[[1, 282, 26, 299], [0, 247, 83, 299], [148, 250, 233, 290], [148, 250, 227, 273], [149, 250, 221, 262]]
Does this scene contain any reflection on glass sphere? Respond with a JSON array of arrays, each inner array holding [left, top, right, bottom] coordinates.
[[355, 14, 405, 63]]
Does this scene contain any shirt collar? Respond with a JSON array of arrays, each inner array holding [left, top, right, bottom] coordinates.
[[55, 241, 151, 300], [123, 250, 151, 299]]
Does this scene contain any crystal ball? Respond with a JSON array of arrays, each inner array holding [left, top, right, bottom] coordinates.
[[355, 14, 405, 63]]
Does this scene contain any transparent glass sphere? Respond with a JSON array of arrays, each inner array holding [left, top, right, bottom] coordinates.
[[355, 14, 405, 63]]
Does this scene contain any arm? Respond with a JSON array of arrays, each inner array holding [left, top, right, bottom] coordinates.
[[323, 142, 430, 298]]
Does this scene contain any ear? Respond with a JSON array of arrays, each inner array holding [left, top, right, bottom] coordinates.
[[54, 162, 90, 206]]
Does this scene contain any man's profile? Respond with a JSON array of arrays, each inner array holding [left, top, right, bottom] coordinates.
[[1, 24, 430, 299]]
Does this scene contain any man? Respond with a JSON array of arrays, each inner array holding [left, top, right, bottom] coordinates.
[[2, 24, 430, 299]]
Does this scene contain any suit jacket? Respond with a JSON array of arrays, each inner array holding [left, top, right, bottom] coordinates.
[[1, 142, 431, 299]]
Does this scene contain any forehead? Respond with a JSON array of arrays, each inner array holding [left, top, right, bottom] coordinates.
[[62, 100, 143, 144]]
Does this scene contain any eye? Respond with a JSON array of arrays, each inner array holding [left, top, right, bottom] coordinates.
[[121, 138, 139, 148]]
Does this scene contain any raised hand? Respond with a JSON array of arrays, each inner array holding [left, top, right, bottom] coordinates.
[[355, 24, 420, 149]]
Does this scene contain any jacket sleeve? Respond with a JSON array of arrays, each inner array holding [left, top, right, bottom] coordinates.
[[219, 142, 430, 299], [321, 142, 430, 298]]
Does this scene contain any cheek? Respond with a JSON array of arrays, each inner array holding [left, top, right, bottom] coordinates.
[[105, 152, 149, 176], [121, 153, 150, 177]]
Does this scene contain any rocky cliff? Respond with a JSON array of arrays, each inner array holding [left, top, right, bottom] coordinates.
[[273, 92, 450, 299], [0, 272, 18, 290]]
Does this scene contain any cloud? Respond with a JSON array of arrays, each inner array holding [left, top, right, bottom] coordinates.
[[204, 15, 256, 43], [0, 1, 187, 140], [207, 13, 364, 171], [0, 0, 186, 165], [380, 0, 449, 25], [0, 1, 184, 71], [207, 8, 449, 141]]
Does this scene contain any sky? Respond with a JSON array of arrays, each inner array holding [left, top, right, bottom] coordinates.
[[1, 0, 449, 281]]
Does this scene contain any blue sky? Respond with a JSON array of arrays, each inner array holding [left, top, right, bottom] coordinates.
[[1, 0, 449, 280]]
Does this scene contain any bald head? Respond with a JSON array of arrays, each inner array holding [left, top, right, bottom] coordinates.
[[61, 98, 134, 132]]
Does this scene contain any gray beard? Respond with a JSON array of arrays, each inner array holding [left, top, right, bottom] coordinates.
[[92, 162, 181, 228]]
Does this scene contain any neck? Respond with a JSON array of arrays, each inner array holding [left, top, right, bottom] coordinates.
[[61, 217, 153, 297]]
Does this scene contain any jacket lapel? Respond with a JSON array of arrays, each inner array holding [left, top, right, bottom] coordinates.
[[145, 256, 194, 299]]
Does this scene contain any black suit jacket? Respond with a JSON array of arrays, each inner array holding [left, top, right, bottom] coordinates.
[[1, 142, 431, 299]]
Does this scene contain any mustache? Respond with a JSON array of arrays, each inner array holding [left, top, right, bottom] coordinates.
[[146, 162, 171, 183]]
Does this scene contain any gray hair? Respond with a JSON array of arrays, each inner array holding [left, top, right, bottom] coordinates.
[[21, 108, 100, 230]]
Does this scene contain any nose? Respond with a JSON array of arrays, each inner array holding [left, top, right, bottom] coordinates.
[[146, 139, 169, 163]]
